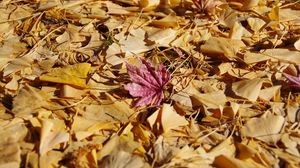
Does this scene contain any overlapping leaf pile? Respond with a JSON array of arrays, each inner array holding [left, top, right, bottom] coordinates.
[[0, 0, 300, 167]]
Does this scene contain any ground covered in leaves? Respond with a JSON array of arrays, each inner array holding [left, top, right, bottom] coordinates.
[[0, 0, 300, 167]]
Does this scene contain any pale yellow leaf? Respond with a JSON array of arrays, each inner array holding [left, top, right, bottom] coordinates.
[[247, 17, 265, 32], [12, 85, 52, 117], [148, 28, 177, 47], [294, 38, 300, 51], [39, 151, 64, 168], [192, 90, 227, 109], [61, 84, 86, 99], [201, 37, 246, 60], [208, 138, 236, 159], [161, 104, 189, 133], [105, 1, 131, 15], [229, 22, 251, 40], [5, 75, 20, 91], [82, 93, 135, 123], [241, 112, 285, 144], [0, 36, 27, 70], [262, 49, 300, 65], [232, 78, 265, 101], [3, 56, 32, 77], [147, 108, 159, 129], [100, 150, 149, 168], [171, 83, 199, 107], [281, 134, 300, 156], [98, 134, 142, 160], [258, 85, 281, 101], [151, 14, 179, 28], [119, 28, 153, 56], [244, 52, 270, 64], [286, 102, 299, 123], [279, 8, 300, 22], [171, 31, 192, 48], [39, 120, 69, 156], [105, 43, 124, 66]]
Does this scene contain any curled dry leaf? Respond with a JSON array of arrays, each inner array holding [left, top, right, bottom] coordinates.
[[124, 59, 170, 107]]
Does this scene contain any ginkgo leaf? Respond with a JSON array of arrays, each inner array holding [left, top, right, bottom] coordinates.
[[118, 29, 153, 56], [232, 78, 265, 101], [241, 112, 285, 144], [39, 120, 69, 156], [201, 37, 246, 60], [147, 104, 188, 133], [124, 59, 170, 107], [160, 104, 189, 133], [192, 0, 223, 13], [40, 63, 91, 87], [12, 85, 52, 117], [263, 49, 300, 65]]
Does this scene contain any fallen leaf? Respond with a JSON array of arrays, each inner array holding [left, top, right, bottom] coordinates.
[[192, 0, 223, 14], [151, 14, 179, 28], [258, 85, 281, 101], [82, 93, 135, 123], [232, 78, 265, 101], [263, 49, 300, 65], [39, 151, 64, 168], [139, 0, 160, 10], [12, 85, 52, 117], [148, 28, 177, 47], [125, 59, 170, 107], [192, 90, 227, 109], [99, 150, 150, 168], [118, 28, 153, 56], [104, 1, 131, 15], [161, 104, 189, 133], [39, 120, 69, 156], [201, 37, 246, 60], [40, 63, 91, 88], [61, 84, 86, 99], [243, 52, 270, 64], [147, 104, 188, 133], [213, 154, 264, 168], [241, 112, 285, 144], [294, 39, 300, 51]]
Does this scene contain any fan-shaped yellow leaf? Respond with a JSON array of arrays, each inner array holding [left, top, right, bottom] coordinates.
[[40, 63, 91, 87]]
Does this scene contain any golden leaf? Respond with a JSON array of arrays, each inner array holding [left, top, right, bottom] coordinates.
[[40, 63, 91, 87]]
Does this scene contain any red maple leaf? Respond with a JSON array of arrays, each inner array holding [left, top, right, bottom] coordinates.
[[284, 66, 300, 88], [124, 59, 170, 107]]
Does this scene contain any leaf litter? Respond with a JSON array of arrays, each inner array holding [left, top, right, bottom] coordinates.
[[0, 0, 300, 167]]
